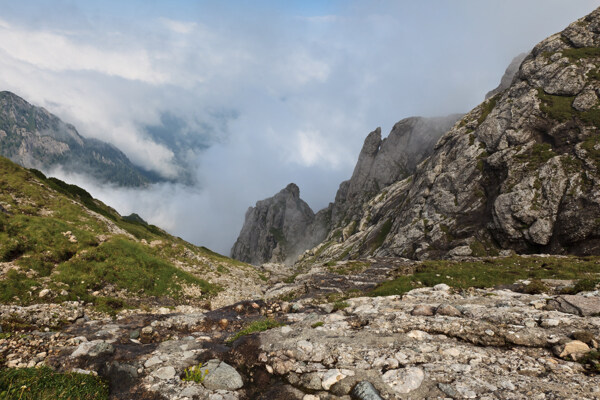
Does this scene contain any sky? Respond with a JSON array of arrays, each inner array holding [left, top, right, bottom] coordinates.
[[0, 0, 599, 254]]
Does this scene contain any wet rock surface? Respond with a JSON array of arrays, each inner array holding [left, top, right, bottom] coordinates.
[[2, 276, 599, 399]]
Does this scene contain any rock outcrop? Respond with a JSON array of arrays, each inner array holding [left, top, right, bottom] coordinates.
[[300, 7, 600, 263], [232, 115, 460, 265], [330, 115, 461, 227], [0, 91, 158, 186], [231, 183, 324, 265]]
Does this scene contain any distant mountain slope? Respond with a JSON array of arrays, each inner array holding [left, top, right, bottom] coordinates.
[[0, 91, 161, 186], [0, 156, 263, 310], [299, 6, 600, 263]]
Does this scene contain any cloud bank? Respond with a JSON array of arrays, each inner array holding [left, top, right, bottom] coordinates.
[[1, 0, 599, 254]]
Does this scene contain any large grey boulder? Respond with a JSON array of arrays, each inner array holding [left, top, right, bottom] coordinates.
[[199, 359, 244, 391]]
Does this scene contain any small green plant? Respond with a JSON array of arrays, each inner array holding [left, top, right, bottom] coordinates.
[[311, 321, 324, 328], [332, 301, 350, 311], [521, 279, 550, 294], [579, 350, 600, 374], [226, 318, 284, 344], [478, 95, 498, 125], [182, 362, 209, 383]]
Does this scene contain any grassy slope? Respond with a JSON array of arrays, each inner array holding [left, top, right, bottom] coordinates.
[[370, 255, 600, 296], [0, 156, 254, 312]]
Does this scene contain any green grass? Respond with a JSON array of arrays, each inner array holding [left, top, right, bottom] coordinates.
[[369, 255, 600, 297], [0, 367, 108, 400], [311, 321, 324, 328], [54, 237, 220, 302], [537, 89, 576, 122], [371, 220, 393, 252], [561, 47, 600, 61], [515, 143, 556, 172], [0, 270, 38, 304], [478, 95, 498, 125], [226, 318, 284, 343], [332, 300, 350, 311], [580, 350, 600, 374], [0, 156, 259, 311], [537, 88, 600, 128], [327, 261, 369, 275]]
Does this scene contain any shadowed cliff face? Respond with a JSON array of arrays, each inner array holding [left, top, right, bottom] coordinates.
[[0, 91, 160, 187], [297, 6, 600, 264]]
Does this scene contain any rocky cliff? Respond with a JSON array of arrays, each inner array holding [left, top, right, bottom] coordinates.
[[301, 8, 600, 263], [230, 183, 324, 265], [0, 91, 159, 186], [330, 115, 461, 228], [232, 115, 459, 265]]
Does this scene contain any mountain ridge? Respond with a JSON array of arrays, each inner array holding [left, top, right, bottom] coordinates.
[[0, 91, 162, 187]]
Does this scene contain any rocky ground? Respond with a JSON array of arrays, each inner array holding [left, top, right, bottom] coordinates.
[[1, 260, 599, 400]]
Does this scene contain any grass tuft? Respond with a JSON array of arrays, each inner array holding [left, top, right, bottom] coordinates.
[[0, 367, 108, 400], [226, 318, 284, 344]]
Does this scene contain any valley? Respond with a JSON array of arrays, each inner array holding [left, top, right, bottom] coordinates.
[[2, 4, 600, 400]]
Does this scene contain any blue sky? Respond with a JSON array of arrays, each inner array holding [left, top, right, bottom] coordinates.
[[0, 0, 598, 253]]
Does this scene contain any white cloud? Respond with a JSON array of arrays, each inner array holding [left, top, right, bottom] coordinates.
[[294, 129, 341, 167], [0, 19, 167, 84], [159, 18, 197, 34]]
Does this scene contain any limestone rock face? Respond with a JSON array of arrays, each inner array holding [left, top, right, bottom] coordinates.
[[300, 7, 600, 262], [331, 115, 461, 227], [0, 91, 156, 186], [231, 183, 323, 265], [232, 115, 458, 265]]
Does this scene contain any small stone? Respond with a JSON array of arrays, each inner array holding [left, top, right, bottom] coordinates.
[[442, 348, 461, 358], [152, 366, 176, 380], [436, 304, 462, 317], [560, 340, 590, 360], [129, 330, 140, 339], [144, 357, 163, 368], [382, 367, 424, 394], [234, 304, 244, 313], [141, 326, 153, 335], [407, 330, 428, 340], [572, 331, 596, 345], [411, 305, 435, 316], [281, 326, 293, 334], [322, 369, 346, 390], [71, 340, 114, 358], [351, 381, 384, 400], [303, 395, 320, 400], [38, 289, 51, 298], [541, 318, 559, 328], [218, 319, 229, 330], [433, 283, 451, 291]]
